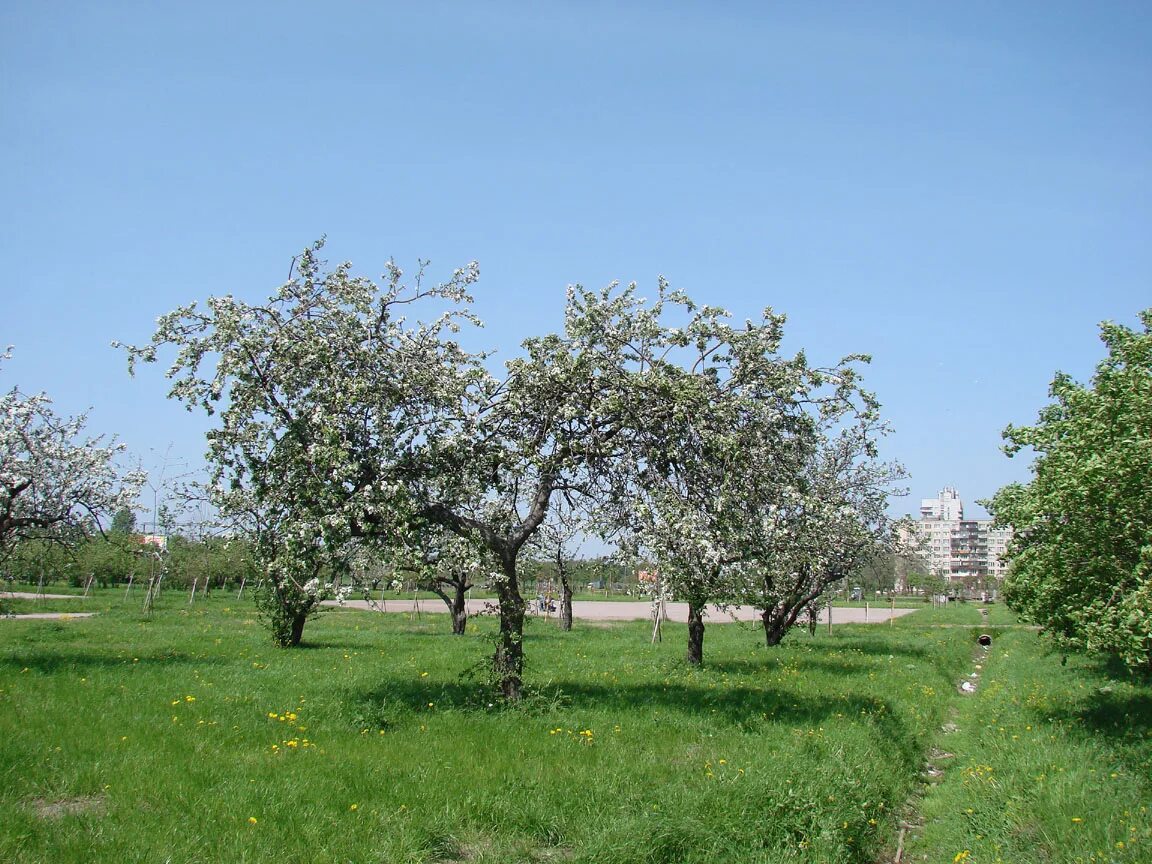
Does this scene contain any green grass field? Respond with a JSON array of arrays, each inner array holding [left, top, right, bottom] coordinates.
[[1, 591, 1147, 863]]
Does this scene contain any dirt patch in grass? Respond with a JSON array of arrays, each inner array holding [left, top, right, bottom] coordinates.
[[31, 795, 106, 819]]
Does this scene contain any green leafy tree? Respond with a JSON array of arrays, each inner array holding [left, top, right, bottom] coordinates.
[[109, 507, 137, 536], [77, 535, 147, 588], [987, 310, 1152, 672]]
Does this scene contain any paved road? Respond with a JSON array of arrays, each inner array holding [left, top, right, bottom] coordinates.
[[336, 597, 918, 625]]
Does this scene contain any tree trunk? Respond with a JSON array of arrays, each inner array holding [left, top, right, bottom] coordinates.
[[763, 608, 787, 647], [494, 560, 525, 701], [450, 581, 468, 635], [287, 611, 307, 647], [686, 601, 705, 665], [559, 575, 573, 632]]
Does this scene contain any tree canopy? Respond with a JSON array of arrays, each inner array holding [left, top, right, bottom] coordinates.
[[1, 350, 145, 559], [125, 241, 905, 696], [988, 309, 1152, 672]]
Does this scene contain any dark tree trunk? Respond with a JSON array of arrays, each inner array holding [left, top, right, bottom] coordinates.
[[494, 558, 525, 701], [763, 607, 787, 647], [450, 581, 468, 635], [559, 574, 573, 632], [429, 578, 470, 635], [288, 611, 307, 647], [763, 595, 818, 648], [686, 601, 706, 665]]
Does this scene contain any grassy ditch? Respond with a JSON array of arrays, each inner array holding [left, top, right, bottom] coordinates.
[[900, 626, 1151, 864]]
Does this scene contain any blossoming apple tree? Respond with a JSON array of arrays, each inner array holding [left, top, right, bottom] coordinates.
[[1, 350, 145, 560], [738, 409, 908, 647], [120, 241, 484, 645]]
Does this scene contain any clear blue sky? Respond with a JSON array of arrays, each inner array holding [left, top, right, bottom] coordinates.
[[3, 1, 1149, 522]]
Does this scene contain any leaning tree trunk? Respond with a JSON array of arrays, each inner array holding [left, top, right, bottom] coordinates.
[[762, 607, 789, 647], [686, 601, 706, 665], [287, 611, 307, 647], [559, 573, 574, 632], [429, 578, 470, 635], [494, 559, 526, 701], [763, 594, 814, 648]]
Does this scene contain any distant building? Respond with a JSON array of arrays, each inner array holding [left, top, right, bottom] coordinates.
[[920, 486, 964, 521], [908, 488, 1012, 595], [138, 534, 167, 551]]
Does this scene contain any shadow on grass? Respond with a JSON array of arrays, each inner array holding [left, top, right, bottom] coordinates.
[[1041, 657, 1152, 768], [347, 674, 923, 767], [0, 649, 226, 674]]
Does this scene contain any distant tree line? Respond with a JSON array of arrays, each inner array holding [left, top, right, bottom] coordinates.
[[2, 508, 258, 592]]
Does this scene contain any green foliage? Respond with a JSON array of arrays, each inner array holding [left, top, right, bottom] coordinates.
[[108, 508, 136, 535], [3, 539, 62, 583], [74, 536, 146, 588], [988, 310, 1152, 672], [253, 579, 319, 647]]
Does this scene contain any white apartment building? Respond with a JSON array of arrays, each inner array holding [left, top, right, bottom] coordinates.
[[908, 487, 1013, 593]]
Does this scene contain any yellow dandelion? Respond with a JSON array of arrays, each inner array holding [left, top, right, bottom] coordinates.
[[248, 817, 258, 824]]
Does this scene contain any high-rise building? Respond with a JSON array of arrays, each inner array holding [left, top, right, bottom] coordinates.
[[907, 487, 1013, 595]]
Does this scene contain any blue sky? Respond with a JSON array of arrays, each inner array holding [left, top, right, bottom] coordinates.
[[2, 1, 1149, 523]]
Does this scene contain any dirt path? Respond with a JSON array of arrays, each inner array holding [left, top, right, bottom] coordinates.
[[334, 597, 918, 625], [2, 592, 93, 620]]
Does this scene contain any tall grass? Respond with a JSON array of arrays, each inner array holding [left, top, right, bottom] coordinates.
[[903, 628, 1151, 864]]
